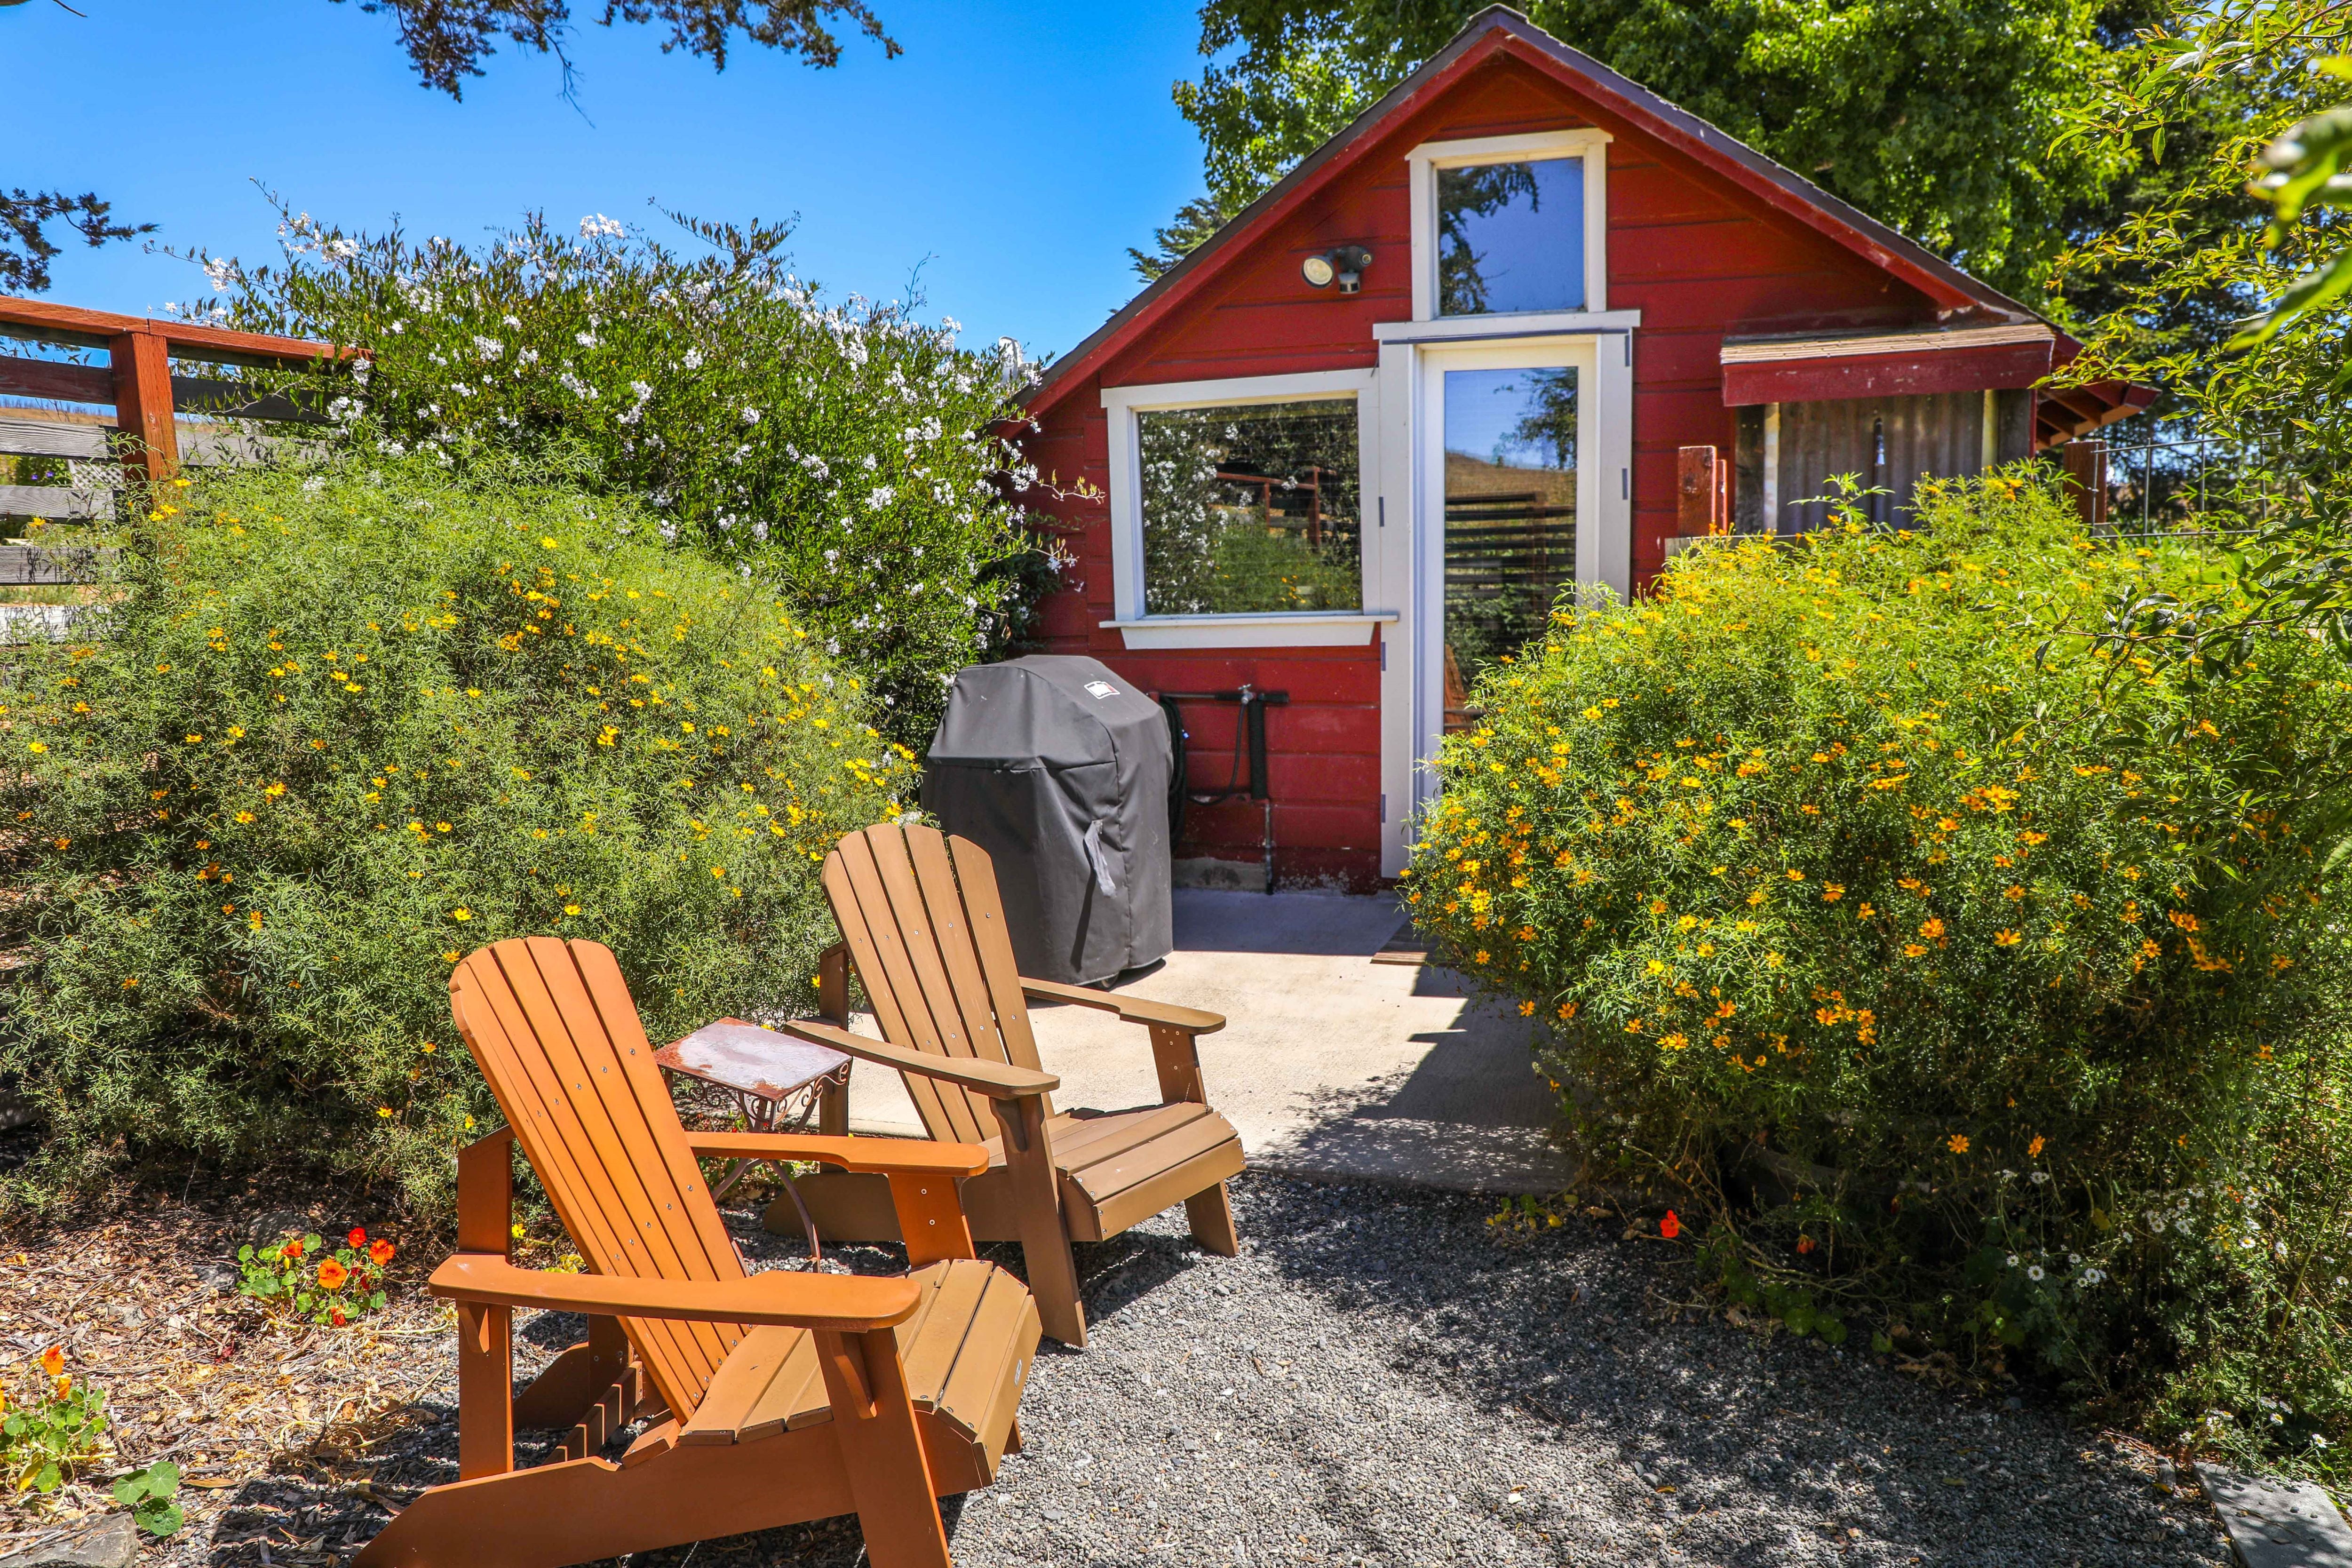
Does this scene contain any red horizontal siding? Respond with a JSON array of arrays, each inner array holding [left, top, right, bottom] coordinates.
[[1019, 49, 1960, 883]]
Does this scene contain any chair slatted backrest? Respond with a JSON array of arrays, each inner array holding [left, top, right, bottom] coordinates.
[[823, 823, 1053, 1144], [449, 936, 748, 1420]]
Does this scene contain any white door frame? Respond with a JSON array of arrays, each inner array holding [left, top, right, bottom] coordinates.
[[1373, 333, 1632, 863]]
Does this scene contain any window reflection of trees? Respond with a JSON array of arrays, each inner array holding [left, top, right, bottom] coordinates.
[[1438, 162, 1542, 316], [1443, 367, 1578, 728], [1138, 400, 1361, 615]]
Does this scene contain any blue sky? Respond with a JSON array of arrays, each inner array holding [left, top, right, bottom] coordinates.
[[11, 0, 1210, 358]]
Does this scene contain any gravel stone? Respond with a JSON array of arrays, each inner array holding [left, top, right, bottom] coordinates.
[[327, 1175, 2240, 1566]]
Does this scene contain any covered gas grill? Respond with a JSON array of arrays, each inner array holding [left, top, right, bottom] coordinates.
[[921, 655, 1174, 985]]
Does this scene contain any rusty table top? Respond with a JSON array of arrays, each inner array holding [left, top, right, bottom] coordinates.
[[655, 1016, 850, 1102]]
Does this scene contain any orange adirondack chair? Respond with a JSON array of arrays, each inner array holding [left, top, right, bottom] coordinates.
[[355, 937, 1041, 1568], [775, 822, 1245, 1347]]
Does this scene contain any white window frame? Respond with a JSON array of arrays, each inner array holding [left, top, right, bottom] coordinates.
[[1098, 369, 1397, 649], [1409, 127, 1612, 325]]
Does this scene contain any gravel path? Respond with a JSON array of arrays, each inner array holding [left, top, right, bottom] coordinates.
[[258, 1174, 2231, 1567]]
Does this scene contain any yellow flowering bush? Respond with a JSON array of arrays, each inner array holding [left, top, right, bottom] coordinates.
[[1409, 474, 2352, 1456], [0, 455, 910, 1211]]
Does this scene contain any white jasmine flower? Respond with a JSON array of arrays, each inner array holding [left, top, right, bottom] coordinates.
[[741, 406, 762, 425], [473, 335, 504, 360], [302, 476, 327, 493], [683, 347, 704, 370], [576, 331, 598, 349], [579, 213, 625, 239]]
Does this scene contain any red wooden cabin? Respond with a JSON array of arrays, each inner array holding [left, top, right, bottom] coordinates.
[[1014, 6, 2146, 892]]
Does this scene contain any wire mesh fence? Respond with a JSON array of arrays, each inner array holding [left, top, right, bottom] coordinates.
[[2066, 423, 2271, 542]]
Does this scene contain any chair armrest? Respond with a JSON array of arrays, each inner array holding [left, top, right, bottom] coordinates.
[[771, 1017, 1058, 1098], [683, 1131, 988, 1178], [429, 1254, 921, 1331], [1021, 977, 1226, 1035]]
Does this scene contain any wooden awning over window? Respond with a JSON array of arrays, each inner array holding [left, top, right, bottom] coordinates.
[[1720, 324, 2058, 405], [1720, 324, 2158, 448]]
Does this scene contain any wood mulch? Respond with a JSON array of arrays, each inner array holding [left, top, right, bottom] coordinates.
[[0, 1159, 524, 1567]]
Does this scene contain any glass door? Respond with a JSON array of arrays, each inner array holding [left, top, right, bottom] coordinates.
[[1416, 341, 1597, 773]]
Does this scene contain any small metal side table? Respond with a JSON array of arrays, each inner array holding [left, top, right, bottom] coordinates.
[[656, 1016, 852, 1257]]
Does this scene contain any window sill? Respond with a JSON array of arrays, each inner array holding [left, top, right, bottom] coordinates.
[[1100, 611, 1399, 650]]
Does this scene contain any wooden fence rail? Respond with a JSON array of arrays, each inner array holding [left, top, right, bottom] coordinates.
[[0, 294, 353, 641]]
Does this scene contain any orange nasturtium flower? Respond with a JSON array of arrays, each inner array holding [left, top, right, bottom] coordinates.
[[369, 1239, 396, 1266], [1947, 1134, 1971, 1155], [318, 1258, 350, 1290], [282, 1237, 305, 1258], [39, 1345, 64, 1377]]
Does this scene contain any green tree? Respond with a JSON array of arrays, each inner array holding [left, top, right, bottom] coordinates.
[[0, 187, 151, 295], [2048, 2, 2352, 678], [336, 0, 896, 100], [1166, 0, 2128, 297]]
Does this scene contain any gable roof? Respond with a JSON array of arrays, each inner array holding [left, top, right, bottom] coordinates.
[[1026, 5, 2050, 420]]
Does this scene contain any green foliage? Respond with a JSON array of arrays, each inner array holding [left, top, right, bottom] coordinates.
[[346, 0, 898, 100], [1168, 0, 2127, 295], [196, 203, 1055, 744], [2233, 60, 2352, 351], [236, 1228, 396, 1326], [1, 1355, 109, 1498], [1407, 476, 2352, 1458], [1128, 193, 1244, 282], [1700, 1229, 1849, 1345], [111, 1460, 182, 1538], [0, 456, 911, 1213], [2053, 3, 2350, 474]]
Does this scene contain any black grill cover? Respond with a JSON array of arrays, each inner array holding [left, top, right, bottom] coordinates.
[[922, 656, 1173, 985]]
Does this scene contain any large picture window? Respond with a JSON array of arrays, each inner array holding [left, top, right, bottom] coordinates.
[[1436, 156, 1587, 316], [1137, 398, 1362, 615]]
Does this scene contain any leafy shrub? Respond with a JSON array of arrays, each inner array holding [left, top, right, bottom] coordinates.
[[1408, 476, 2352, 1458], [237, 1227, 395, 1326], [0, 456, 911, 1212], [194, 205, 1060, 742]]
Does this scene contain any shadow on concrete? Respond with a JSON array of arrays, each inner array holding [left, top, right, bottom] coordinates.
[[1168, 888, 1411, 958]]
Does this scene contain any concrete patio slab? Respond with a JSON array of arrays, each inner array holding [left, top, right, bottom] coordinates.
[[839, 887, 1576, 1194]]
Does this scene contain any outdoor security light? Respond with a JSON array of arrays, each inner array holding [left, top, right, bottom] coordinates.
[[1303, 246, 1373, 293]]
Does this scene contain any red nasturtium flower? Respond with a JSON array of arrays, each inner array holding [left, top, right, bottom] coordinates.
[[369, 1239, 396, 1266], [39, 1345, 64, 1377], [330, 1309, 348, 1327], [282, 1237, 305, 1259], [318, 1258, 349, 1290], [1797, 1235, 1817, 1255], [348, 1227, 367, 1249], [1660, 1210, 1682, 1240]]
